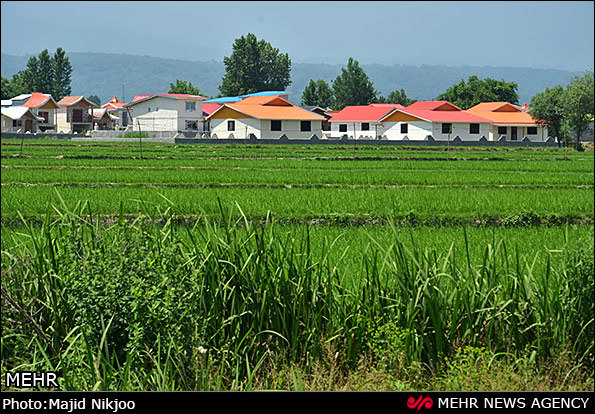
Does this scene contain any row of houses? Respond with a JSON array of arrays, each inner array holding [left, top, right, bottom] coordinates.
[[1, 89, 548, 142], [1, 93, 119, 133]]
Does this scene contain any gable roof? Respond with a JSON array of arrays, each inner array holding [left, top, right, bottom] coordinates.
[[101, 96, 127, 110], [2, 106, 44, 121], [58, 96, 94, 107], [22, 92, 59, 109], [466, 102, 543, 125], [207, 94, 325, 121], [128, 93, 207, 106], [329, 104, 406, 123]]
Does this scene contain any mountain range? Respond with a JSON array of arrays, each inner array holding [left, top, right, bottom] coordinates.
[[1, 52, 583, 106]]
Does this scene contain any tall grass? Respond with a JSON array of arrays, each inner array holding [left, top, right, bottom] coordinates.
[[2, 201, 593, 390]]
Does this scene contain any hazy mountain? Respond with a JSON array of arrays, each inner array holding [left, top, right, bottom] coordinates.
[[1, 52, 582, 106]]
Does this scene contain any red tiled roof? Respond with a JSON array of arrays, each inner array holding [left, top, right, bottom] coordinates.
[[329, 104, 404, 123], [22, 92, 58, 109], [102, 96, 127, 109]]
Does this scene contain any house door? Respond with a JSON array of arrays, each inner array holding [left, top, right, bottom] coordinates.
[[511, 126, 518, 140], [25, 120, 33, 132]]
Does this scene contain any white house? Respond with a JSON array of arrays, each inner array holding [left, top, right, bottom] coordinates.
[[379, 101, 493, 141], [206, 94, 325, 139], [465, 102, 548, 141], [17, 93, 60, 132], [125, 93, 207, 133], [1, 106, 44, 132]]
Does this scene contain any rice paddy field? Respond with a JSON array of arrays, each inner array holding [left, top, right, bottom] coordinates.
[[1, 138, 594, 391]]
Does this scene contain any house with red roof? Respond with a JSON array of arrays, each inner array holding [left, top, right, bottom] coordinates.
[[465, 102, 548, 141], [56, 96, 95, 133], [125, 93, 207, 133], [328, 103, 405, 139], [206, 94, 325, 139], [19, 93, 60, 132], [378, 101, 493, 141]]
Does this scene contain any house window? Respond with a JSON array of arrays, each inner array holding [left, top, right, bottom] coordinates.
[[361, 122, 370, 131], [469, 123, 480, 134], [498, 126, 507, 135], [147, 107, 151, 112], [339, 124, 347, 132], [271, 120, 282, 131], [186, 120, 198, 130], [12, 120, 22, 127], [300, 121, 311, 132], [527, 126, 537, 135], [227, 120, 235, 131], [38, 111, 49, 123], [442, 123, 452, 134], [186, 101, 196, 111], [401, 123, 408, 134]]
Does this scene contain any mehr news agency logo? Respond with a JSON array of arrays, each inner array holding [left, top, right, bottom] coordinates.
[[406, 394, 591, 410]]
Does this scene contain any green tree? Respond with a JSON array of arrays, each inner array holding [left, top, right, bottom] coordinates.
[[301, 79, 334, 108], [529, 85, 567, 144], [378, 88, 417, 106], [168, 79, 201, 95], [332, 57, 377, 110], [87, 94, 101, 106], [52, 47, 73, 101], [1, 77, 11, 99], [219, 33, 291, 96], [5, 71, 28, 98], [437, 75, 519, 109], [563, 70, 594, 150]]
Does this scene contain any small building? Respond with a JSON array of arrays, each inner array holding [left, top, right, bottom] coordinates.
[[206, 94, 325, 139], [19, 93, 60, 132], [378, 101, 493, 141], [1, 106, 44, 132], [90, 108, 116, 130], [328, 104, 405, 139], [101, 96, 130, 130], [125, 93, 207, 132], [56, 96, 94, 133], [465, 102, 548, 141]]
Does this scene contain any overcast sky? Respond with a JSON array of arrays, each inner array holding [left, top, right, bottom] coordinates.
[[1, 1, 593, 71]]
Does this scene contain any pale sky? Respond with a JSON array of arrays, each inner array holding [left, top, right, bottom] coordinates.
[[1, 1, 594, 71]]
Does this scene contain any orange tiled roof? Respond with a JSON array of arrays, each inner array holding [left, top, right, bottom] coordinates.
[[466, 102, 543, 125], [211, 95, 325, 121], [22, 92, 59, 109]]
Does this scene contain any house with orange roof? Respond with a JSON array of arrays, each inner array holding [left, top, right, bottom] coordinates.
[[18, 93, 60, 132], [125, 93, 207, 133], [101, 96, 130, 129], [378, 101, 493, 141], [56, 96, 95, 133], [465, 102, 548, 141], [206, 94, 326, 139]]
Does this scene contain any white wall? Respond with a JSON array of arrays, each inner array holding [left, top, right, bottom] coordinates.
[[328, 122, 382, 139], [382, 121, 433, 140], [210, 117, 261, 138], [487, 125, 548, 142], [210, 118, 323, 139], [130, 96, 204, 132]]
